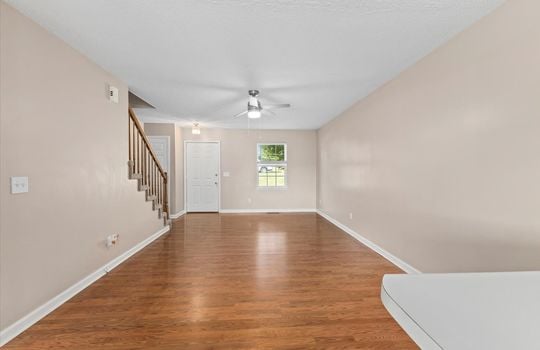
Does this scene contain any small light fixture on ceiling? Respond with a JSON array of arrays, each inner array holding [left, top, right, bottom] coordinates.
[[192, 122, 201, 135], [247, 110, 261, 119]]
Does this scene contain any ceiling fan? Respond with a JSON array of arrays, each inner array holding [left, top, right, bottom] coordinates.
[[234, 90, 290, 119]]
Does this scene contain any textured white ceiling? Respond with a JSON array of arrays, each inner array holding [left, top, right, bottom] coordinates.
[[7, 0, 504, 129]]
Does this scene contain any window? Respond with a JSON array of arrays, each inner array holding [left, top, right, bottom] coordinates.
[[257, 143, 287, 188]]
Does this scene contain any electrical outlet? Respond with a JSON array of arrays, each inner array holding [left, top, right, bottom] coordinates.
[[247, 197, 252, 204], [349, 212, 353, 220], [106, 234, 119, 248]]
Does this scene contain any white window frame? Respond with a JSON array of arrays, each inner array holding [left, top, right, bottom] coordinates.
[[256, 143, 287, 189]]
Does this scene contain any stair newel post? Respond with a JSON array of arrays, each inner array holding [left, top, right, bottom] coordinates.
[[132, 120, 137, 174], [129, 119, 133, 173], [163, 172, 168, 219], [128, 116, 132, 167]]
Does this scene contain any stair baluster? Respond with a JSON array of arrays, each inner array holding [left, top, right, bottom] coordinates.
[[127, 108, 169, 224]]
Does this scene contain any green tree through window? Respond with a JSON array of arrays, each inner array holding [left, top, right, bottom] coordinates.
[[258, 144, 285, 162]]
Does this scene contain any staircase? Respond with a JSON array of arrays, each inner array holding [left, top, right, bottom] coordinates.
[[128, 108, 169, 225]]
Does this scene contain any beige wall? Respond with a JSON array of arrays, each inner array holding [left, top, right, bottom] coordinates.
[[0, 2, 163, 330], [143, 123, 183, 215], [317, 0, 540, 273], [183, 128, 316, 210]]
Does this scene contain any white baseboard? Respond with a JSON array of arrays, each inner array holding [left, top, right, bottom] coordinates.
[[219, 208, 317, 214], [316, 210, 420, 274], [169, 210, 186, 219], [0, 225, 170, 347]]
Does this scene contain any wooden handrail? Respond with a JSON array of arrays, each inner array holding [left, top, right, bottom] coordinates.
[[128, 107, 169, 222], [128, 108, 166, 178]]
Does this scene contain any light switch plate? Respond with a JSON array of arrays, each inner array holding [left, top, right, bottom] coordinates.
[[223, 172, 230, 177], [109, 85, 119, 103], [11, 176, 29, 194]]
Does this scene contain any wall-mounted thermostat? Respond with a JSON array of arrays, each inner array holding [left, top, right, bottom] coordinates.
[[11, 176, 29, 194], [109, 85, 119, 103]]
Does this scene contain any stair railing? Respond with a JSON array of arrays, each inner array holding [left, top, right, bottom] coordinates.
[[128, 108, 169, 223]]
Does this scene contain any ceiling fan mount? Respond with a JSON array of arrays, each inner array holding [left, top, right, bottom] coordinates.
[[234, 90, 290, 119]]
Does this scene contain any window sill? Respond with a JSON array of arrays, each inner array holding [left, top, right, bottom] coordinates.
[[256, 186, 288, 191]]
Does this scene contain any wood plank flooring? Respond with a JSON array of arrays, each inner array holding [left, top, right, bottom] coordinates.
[[4, 213, 416, 349]]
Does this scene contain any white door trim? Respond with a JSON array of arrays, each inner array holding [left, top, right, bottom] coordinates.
[[184, 141, 221, 212]]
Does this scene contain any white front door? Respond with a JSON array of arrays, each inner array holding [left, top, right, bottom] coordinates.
[[186, 142, 220, 212]]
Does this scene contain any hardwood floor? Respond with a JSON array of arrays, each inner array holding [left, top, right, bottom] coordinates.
[[4, 213, 416, 349]]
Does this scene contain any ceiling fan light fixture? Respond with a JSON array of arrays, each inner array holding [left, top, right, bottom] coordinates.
[[192, 122, 201, 135], [233, 90, 290, 120], [247, 110, 261, 119]]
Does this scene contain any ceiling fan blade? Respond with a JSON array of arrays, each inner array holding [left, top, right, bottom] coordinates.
[[263, 103, 291, 110], [233, 111, 248, 118], [261, 109, 276, 116]]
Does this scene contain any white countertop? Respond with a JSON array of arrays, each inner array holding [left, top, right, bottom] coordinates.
[[381, 271, 540, 349]]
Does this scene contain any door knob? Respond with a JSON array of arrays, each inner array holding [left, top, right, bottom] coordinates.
[[214, 182, 218, 185]]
